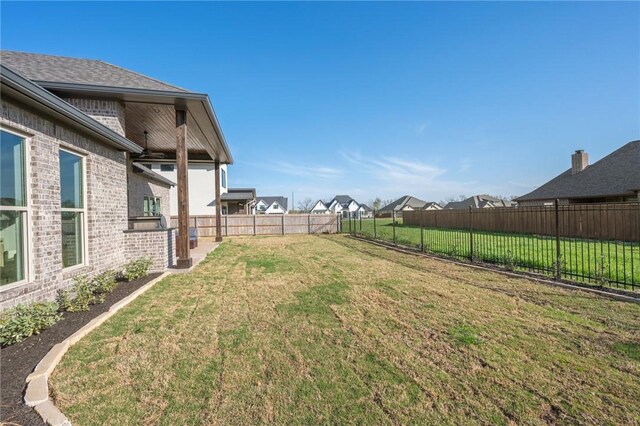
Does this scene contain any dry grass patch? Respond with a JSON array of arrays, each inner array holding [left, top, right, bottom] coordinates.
[[51, 235, 640, 425]]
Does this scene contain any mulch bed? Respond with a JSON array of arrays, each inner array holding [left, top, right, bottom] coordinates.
[[0, 272, 162, 426]]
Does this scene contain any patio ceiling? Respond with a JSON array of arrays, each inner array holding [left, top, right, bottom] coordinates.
[[124, 102, 210, 157], [43, 82, 233, 164]]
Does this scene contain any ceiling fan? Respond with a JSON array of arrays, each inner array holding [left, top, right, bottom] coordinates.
[[137, 131, 166, 159]]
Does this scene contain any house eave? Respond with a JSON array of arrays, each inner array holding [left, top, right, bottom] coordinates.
[[131, 162, 176, 187], [33, 80, 234, 165], [0, 65, 142, 153]]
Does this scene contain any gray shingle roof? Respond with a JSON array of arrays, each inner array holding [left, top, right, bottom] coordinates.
[[360, 204, 373, 212], [331, 195, 355, 207], [1, 50, 188, 92], [380, 195, 427, 212], [257, 196, 288, 210], [517, 140, 640, 201], [444, 195, 513, 209]]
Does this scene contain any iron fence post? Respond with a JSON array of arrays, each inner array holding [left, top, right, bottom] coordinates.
[[282, 214, 285, 235], [253, 214, 256, 236], [555, 199, 561, 279], [420, 208, 424, 252], [374, 209, 377, 239], [359, 212, 362, 233], [469, 206, 474, 262], [225, 215, 228, 236], [349, 212, 352, 234], [393, 211, 397, 244], [308, 214, 311, 234]]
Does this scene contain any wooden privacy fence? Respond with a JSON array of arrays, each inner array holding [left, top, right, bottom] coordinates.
[[170, 214, 340, 237], [403, 202, 640, 242]]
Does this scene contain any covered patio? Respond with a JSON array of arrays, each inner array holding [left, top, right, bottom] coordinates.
[[48, 83, 234, 268], [220, 188, 257, 215]]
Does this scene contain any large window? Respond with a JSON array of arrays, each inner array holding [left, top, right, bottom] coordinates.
[[0, 130, 27, 285], [144, 196, 161, 216], [221, 169, 227, 189], [59, 150, 85, 268]]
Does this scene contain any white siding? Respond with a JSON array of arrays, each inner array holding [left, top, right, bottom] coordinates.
[[265, 202, 287, 214], [153, 163, 228, 216]]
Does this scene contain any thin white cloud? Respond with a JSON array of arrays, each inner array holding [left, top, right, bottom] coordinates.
[[340, 150, 480, 201], [268, 161, 343, 179], [416, 122, 427, 136]]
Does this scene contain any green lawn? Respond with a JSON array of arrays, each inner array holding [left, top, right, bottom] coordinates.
[[344, 218, 640, 290], [51, 235, 640, 425]]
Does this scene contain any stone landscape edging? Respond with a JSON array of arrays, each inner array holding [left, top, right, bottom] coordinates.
[[23, 271, 170, 426]]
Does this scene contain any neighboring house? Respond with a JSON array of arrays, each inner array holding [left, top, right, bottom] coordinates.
[[516, 141, 640, 206], [152, 162, 229, 215], [310, 200, 330, 214], [379, 196, 430, 215], [0, 51, 233, 309], [424, 202, 444, 210], [445, 195, 515, 209], [358, 204, 374, 218], [220, 188, 256, 215], [327, 195, 364, 218], [256, 196, 288, 214], [381, 195, 427, 213]]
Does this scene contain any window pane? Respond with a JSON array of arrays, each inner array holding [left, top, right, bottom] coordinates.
[[61, 212, 83, 267], [221, 169, 227, 188], [0, 131, 26, 207], [60, 150, 83, 208], [160, 164, 174, 172], [144, 197, 150, 216], [0, 210, 25, 284]]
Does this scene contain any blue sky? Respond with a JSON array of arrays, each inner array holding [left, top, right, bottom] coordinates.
[[2, 2, 639, 206]]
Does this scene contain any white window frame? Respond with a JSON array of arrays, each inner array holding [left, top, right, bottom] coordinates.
[[221, 168, 227, 189], [0, 127, 32, 291], [144, 195, 162, 217], [59, 147, 87, 271]]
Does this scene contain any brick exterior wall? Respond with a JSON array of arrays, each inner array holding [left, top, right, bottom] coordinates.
[[0, 97, 133, 309], [124, 229, 176, 271], [0, 93, 179, 310], [64, 98, 126, 136], [127, 162, 172, 225]]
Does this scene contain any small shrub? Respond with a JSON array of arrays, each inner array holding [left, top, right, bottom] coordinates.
[[91, 270, 117, 302], [56, 288, 72, 311], [552, 254, 566, 278], [0, 302, 62, 347], [594, 254, 609, 287], [62, 275, 96, 312], [505, 250, 516, 271], [122, 257, 153, 282]]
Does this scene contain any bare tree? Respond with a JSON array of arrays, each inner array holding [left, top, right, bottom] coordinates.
[[297, 197, 315, 213], [368, 197, 383, 210]]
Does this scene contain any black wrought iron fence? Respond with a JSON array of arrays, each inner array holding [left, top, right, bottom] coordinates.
[[342, 201, 640, 291]]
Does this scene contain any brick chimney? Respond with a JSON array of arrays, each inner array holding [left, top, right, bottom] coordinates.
[[571, 149, 588, 175]]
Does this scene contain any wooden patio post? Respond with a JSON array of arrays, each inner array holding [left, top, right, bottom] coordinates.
[[176, 108, 192, 268], [214, 161, 222, 242]]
